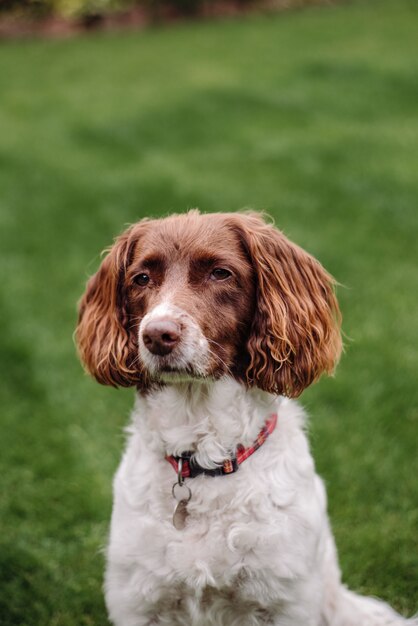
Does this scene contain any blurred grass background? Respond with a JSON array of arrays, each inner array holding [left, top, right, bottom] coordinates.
[[0, 0, 417, 623]]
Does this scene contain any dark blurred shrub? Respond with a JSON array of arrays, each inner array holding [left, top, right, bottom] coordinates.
[[145, 0, 204, 17], [0, 0, 326, 21]]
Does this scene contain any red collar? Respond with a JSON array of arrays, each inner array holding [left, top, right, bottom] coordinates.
[[166, 413, 278, 479]]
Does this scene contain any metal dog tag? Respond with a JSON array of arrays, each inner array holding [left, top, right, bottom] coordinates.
[[172, 459, 192, 530], [173, 499, 189, 530]]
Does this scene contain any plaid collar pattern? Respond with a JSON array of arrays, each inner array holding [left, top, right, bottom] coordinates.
[[166, 412, 278, 479]]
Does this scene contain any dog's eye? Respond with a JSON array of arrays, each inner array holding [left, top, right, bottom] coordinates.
[[210, 268, 232, 281], [134, 273, 150, 286]]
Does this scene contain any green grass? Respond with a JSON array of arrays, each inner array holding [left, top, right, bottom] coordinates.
[[0, 0, 417, 622]]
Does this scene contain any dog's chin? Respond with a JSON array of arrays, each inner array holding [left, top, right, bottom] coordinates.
[[143, 360, 210, 385], [157, 370, 208, 384], [139, 346, 223, 385]]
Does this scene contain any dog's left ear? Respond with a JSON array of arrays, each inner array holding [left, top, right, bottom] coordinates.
[[229, 213, 342, 398]]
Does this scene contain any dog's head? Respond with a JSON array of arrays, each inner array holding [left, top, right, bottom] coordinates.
[[76, 211, 342, 397]]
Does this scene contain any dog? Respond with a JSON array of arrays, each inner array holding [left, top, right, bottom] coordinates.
[[76, 210, 416, 626]]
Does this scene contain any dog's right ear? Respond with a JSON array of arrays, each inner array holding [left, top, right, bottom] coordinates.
[[76, 223, 147, 387]]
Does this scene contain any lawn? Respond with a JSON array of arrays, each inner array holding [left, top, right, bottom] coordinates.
[[0, 0, 417, 623]]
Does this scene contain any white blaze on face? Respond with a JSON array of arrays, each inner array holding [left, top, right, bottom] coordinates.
[[138, 301, 210, 378]]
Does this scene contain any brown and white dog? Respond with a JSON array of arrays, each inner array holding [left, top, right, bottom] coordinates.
[[76, 211, 415, 626]]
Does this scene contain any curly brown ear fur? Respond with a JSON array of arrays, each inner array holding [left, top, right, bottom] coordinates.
[[229, 213, 342, 398], [76, 224, 146, 387]]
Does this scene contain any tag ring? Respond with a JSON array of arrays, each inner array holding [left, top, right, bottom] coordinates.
[[172, 482, 192, 502]]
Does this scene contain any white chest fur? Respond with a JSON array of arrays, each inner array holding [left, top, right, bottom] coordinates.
[[105, 379, 331, 626]]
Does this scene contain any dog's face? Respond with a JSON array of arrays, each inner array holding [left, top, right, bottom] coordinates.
[[76, 211, 342, 397], [131, 216, 255, 383]]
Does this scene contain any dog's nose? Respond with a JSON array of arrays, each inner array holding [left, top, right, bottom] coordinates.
[[142, 319, 181, 356]]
